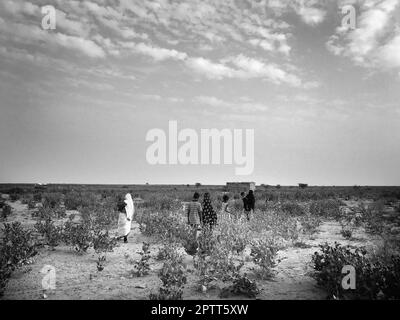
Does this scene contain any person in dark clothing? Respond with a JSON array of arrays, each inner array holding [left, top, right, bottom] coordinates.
[[244, 190, 255, 221], [201, 192, 217, 230], [241, 191, 249, 214]]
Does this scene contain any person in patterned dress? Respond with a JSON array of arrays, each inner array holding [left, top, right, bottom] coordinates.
[[201, 192, 217, 230]]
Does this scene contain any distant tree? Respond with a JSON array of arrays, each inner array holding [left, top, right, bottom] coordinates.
[[195, 183, 201, 187], [298, 183, 308, 189], [276, 184, 281, 189]]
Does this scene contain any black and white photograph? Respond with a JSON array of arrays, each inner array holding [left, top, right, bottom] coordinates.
[[0, 0, 400, 307]]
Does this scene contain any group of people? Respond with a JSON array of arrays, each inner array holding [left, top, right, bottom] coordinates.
[[185, 190, 255, 237], [115, 190, 256, 243]]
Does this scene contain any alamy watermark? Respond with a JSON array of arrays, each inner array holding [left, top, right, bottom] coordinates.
[[341, 5, 357, 30], [41, 5, 56, 30], [145, 121, 254, 175], [341, 265, 356, 290], [41, 264, 56, 290]]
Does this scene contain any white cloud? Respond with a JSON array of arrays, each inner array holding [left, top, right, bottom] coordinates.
[[296, 5, 326, 26], [267, 0, 327, 26], [377, 33, 400, 68], [185, 57, 237, 80], [124, 42, 188, 61], [193, 95, 269, 112], [0, 18, 105, 58], [223, 54, 302, 86], [327, 0, 400, 73]]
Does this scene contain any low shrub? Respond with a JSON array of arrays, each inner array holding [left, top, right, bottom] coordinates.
[[279, 201, 306, 216], [131, 242, 151, 277], [220, 274, 260, 298], [149, 247, 186, 300], [0, 222, 38, 296], [312, 242, 400, 300], [157, 241, 181, 261], [27, 199, 36, 210], [34, 218, 63, 249], [42, 192, 63, 209], [300, 213, 322, 236], [33, 205, 65, 219], [309, 199, 341, 218], [9, 193, 20, 202], [250, 238, 280, 279], [63, 221, 93, 253], [92, 229, 117, 254]]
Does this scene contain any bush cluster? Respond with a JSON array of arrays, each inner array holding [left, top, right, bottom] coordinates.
[[312, 242, 400, 300], [0, 222, 38, 296]]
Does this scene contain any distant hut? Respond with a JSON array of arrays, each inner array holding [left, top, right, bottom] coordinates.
[[226, 182, 256, 192], [34, 183, 47, 192]]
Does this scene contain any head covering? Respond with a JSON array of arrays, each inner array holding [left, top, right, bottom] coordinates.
[[202, 193, 217, 226], [124, 193, 134, 220]]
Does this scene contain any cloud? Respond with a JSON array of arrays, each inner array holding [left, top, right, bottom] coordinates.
[[55, 9, 90, 37], [133, 42, 188, 61], [0, 18, 106, 58], [267, 0, 327, 26], [377, 32, 400, 68], [223, 54, 302, 86], [193, 95, 269, 112], [185, 57, 237, 80], [120, 42, 187, 61], [327, 0, 400, 73], [296, 5, 326, 26], [185, 54, 316, 87]]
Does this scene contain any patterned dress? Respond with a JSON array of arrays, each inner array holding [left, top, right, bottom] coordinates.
[[202, 196, 217, 227]]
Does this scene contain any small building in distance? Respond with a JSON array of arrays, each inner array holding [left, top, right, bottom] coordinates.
[[226, 182, 256, 192], [34, 183, 48, 192]]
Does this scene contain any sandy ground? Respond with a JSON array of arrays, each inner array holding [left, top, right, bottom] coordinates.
[[0, 200, 382, 300]]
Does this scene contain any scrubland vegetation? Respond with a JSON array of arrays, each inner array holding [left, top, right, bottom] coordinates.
[[0, 184, 399, 299]]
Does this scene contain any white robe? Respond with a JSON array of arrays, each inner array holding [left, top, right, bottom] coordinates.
[[118, 194, 134, 237]]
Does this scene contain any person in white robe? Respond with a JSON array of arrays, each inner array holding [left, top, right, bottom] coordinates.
[[117, 193, 134, 243]]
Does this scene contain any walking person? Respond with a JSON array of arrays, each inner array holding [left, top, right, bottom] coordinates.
[[201, 192, 217, 231], [220, 194, 232, 219], [245, 190, 255, 221], [117, 193, 134, 243], [186, 192, 202, 241], [241, 192, 249, 219]]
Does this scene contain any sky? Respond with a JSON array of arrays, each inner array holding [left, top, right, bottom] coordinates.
[[0, 0, 400, 186]]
